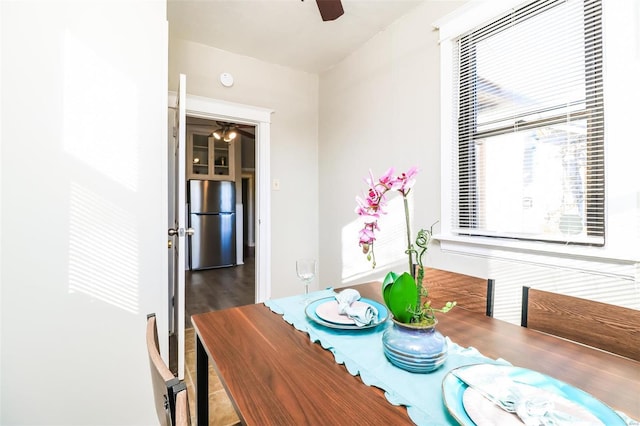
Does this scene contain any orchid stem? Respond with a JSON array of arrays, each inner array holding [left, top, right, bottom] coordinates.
[[403, 196, 413, 273]]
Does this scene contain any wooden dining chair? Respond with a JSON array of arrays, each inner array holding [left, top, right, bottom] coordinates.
[[521, 287, 640, 361], [173, 382, 191, 426], [146, 313, 192, 426], [415, 266, 496, 316]]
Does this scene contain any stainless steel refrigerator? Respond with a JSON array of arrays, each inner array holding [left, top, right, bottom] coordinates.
[[188, 179, 236, 270]]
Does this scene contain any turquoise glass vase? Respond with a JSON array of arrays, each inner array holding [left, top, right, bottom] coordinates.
[[382, 318, 448, 373]]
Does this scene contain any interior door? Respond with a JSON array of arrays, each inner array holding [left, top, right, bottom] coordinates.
[[169, 73, 187, 379]]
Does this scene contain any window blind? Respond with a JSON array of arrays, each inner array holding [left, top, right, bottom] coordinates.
[[451, 0, 604, 245]]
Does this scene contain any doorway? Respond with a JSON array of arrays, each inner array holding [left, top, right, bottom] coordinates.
[[184, 117, 257, 327], [167, 90, 273, 376]]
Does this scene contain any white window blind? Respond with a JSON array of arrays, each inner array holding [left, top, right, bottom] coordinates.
[[451, 0, 604, 245]]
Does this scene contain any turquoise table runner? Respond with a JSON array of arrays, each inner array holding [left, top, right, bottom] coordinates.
[[265, 289, 638, 426], [264, 289, 508, 426]]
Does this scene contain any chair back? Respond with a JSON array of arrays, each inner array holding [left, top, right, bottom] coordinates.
[[146, 313, 192, 426], [415, 266, 495, 316], [521, 287, 640, 361]]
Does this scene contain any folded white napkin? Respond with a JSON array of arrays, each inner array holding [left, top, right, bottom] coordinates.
[[336, 289, 360, 312], [335, 289, 378, 327]]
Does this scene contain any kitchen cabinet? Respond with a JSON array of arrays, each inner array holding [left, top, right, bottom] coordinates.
[[187, 127, 235, 181]]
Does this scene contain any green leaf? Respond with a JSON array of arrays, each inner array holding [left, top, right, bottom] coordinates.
[[388, 272, 418, 323], [382, 271, 398, 308]]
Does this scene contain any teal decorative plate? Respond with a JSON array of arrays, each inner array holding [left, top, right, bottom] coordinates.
[[442, 364, 626, 425], [305, 297, 389, 330]]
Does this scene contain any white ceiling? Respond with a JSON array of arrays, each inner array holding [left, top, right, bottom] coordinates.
[[167, 0, 426, 74]]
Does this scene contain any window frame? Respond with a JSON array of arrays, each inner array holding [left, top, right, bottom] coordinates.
[[435, 0, 640, 266], [455, 0, 604, 245]]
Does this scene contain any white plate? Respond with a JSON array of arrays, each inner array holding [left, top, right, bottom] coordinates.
[[461, 383, 606, 426], [442, 364, 626, 426], [304, 297, 389, 330], [315, 300, 373, 324], [462, 387, 521, 426]]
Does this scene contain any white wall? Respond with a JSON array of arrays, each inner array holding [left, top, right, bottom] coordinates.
[[318, 0, 640, 323], [319, 1, 465, 287], [1, 1, 167, 423], [169, 38, 320, 297]]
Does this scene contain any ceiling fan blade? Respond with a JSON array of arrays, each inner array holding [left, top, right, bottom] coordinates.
[[316, 0, 343, 21]]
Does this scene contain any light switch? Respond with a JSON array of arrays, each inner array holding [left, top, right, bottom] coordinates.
[[272, 179, 281, 191]]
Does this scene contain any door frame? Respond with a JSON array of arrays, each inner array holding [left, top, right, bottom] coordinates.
[[168, 92, 273, 305], [241, 172, 256, 257]]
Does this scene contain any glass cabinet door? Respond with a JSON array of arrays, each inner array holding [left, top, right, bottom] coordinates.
[[191, 133, 210, 177], [213, 139, 231, 178], [187, 127, 235, 181]]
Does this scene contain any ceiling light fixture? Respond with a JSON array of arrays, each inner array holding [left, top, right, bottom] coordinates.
[[211, 125, 237, 142], [225, 129, 237, 142]]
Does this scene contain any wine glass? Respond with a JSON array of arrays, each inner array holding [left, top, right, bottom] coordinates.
[[296, 258, 316, 301]]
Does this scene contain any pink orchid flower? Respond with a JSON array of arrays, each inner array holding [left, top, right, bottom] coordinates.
[[355, 166, 420, 268], [397, 166, 419, 195], [358, 225, 377, 245]]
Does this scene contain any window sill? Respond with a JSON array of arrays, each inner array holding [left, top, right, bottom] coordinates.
[[434, 234, 639, 279]]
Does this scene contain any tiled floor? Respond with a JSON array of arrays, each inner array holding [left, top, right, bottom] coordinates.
[[180, 254, 255, 425], [184, 327, 240, 426]]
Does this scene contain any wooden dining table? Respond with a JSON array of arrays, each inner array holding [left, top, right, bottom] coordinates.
[[191, 281, 640, 425]]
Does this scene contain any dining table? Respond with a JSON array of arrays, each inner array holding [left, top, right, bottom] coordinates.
[[191, 281, 640, 425]]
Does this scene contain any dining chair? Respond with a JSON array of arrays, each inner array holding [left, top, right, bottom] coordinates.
[[521, 287, 640, 361], [414, 266, 496, 316], [146, 313, 192, 426], [173, 382, 191, 426]]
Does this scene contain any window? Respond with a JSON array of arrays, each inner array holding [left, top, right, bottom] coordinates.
[[449, 0, 604, 245]]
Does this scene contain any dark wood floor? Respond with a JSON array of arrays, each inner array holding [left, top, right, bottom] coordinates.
[[185, 253, 256, 328], [170, 254, 255, 375]]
